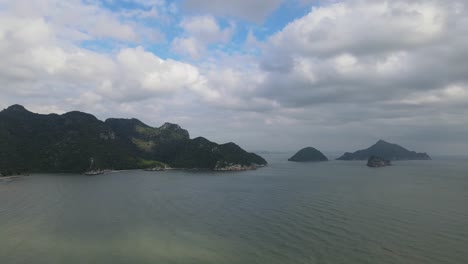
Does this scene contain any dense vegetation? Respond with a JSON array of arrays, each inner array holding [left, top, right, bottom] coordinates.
[[337, 140, 431, 161], [288, 147, 328, 162], [0, 105, 267, 175]]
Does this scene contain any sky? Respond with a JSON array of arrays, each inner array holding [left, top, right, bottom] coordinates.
[[1, 0, 467, 155]]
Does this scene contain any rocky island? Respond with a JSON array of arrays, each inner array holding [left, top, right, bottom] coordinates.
[[337, 140, 431, 161], [288, 147, 328, 162], [0, 105, 267, 174], [367, 156, 391, 167]]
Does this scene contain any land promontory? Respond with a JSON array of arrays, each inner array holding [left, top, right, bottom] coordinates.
[[0, 105, 267, 175], [288, 147, 328, 162]]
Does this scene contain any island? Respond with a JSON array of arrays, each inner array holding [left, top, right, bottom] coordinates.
[[367, 156, 391, 167], [288, 147, 328, 162], [0, 105, 267, 175], [337, 140, 431, 161]]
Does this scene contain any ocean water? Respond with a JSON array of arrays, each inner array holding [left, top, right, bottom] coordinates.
[[1, 154, 467, 264]]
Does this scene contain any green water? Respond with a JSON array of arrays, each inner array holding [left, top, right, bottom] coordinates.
[[1, 155, 467, 264]]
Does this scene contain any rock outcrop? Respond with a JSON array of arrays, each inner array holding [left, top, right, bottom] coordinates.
[[367, 156, 391, 167]]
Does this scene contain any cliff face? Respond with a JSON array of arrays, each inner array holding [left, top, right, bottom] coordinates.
[[0, 105, 267, 174], [288, 147, 328, 162], [337, 140, 431, 161]]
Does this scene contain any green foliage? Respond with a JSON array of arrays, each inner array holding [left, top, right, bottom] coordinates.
[[135, 125, 160, 137], [137, 159, 167, 169], [0, 105, 267, 173], [131, 138, 155, 152], [171, 138, 267, 168]]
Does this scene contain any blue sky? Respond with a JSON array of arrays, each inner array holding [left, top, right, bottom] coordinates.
[[1, 0, 468, 155], [79, 0, 317, 59]]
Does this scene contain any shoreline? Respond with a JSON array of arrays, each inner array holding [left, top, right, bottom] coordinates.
[[0, 175, 25, 183], [2, 165, 267, 177], [0, 175, 22, 179]]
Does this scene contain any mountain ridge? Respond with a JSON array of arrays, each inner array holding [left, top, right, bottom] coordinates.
[[0, 105, 267, 175]]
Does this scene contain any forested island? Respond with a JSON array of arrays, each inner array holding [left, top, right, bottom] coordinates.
[[0, 105, 267, 175], [288, 147, 328, 162], [337, 140, 431, 161]]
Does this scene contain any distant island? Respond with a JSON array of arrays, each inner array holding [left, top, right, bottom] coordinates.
[[0, 105, 267, 176], [337, 140, 431, 161], [288, 147, 328, 162], [367, 156, 391, 168]]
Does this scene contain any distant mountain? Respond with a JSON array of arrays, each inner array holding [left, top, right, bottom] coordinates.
[[0, 105, 267, 175], [288, 147, 328, 162], [337, 140, 431, 161]]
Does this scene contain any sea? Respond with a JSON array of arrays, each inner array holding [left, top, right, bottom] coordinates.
[[1, 153, 467, 264]]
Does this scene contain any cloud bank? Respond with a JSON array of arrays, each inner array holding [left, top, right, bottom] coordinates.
[[0, 0, 467, 155]]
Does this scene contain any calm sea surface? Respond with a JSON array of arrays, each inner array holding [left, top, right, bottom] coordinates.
[[1, 154, 467, 264]]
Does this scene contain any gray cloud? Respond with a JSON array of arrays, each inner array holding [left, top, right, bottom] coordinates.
[[182, 0, 283, 23], [220, 0, 468, 154], [256, 1, 468, 106]]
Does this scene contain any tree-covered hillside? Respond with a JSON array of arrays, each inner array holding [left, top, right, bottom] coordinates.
[[0, 105, 267, 175]]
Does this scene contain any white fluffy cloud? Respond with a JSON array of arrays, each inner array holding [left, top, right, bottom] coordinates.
[[271, 1, 446, 56], [247, 0, 468, 153], [1, 0, 468, 154], [0, 2, 207, 111], [259, 0, 468, 106], [172, 15, 235, 59], [0, 0, 154, 43], [174, 0, 468, 153], [108, 46, 206, 101]]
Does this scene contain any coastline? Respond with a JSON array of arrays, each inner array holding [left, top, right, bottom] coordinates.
[[0, 165, 267, 178], [0, 175, 25, 183], [0, 176, 22, 179]]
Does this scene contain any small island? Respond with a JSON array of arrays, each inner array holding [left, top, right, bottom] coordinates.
[[337, 140, 431, 161], [288, 147, 328, 162], [367, 156, 391, 167]]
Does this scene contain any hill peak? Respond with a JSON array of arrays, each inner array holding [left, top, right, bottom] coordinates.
[[288, 147, 328, 162], [160, 122, 182, 130], [4, 104, 31, 113], [374, 139, 395, 147]]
